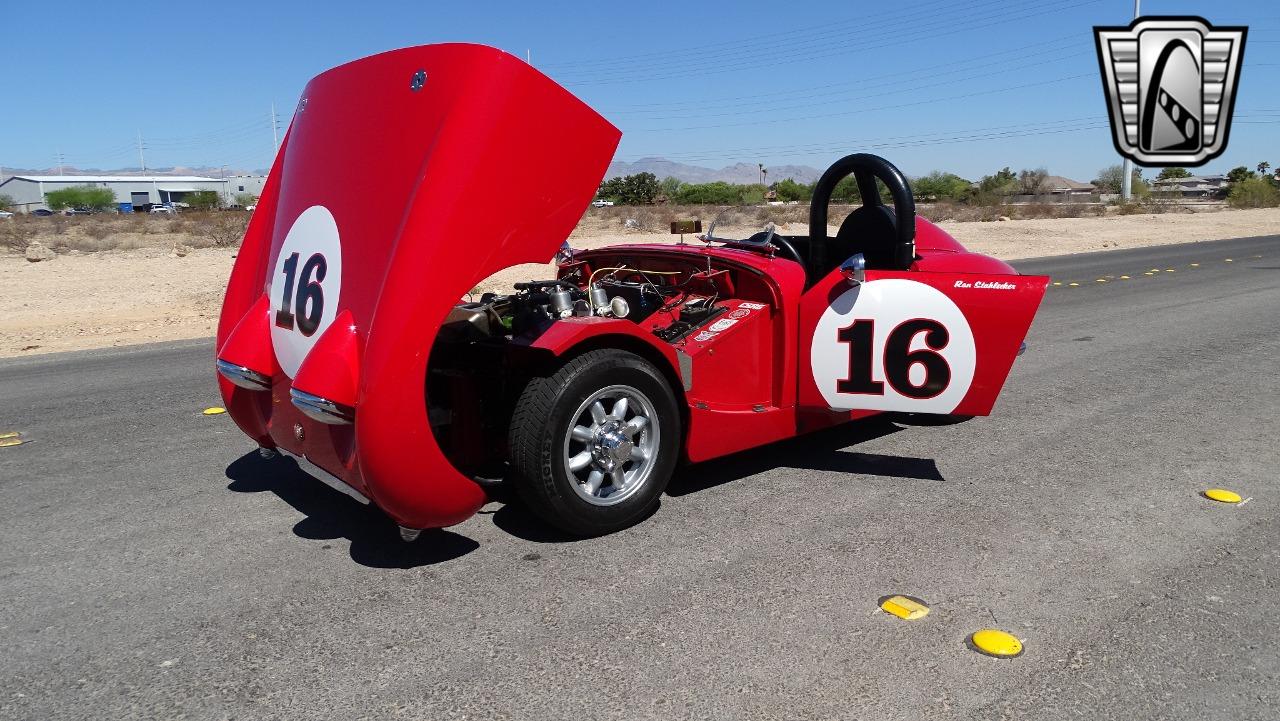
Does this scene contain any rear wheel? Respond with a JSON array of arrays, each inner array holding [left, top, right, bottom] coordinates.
[[508, 349, 680, 536]]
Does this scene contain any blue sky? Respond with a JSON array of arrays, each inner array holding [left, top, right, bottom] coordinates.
[[1, 0, 1275, 182]]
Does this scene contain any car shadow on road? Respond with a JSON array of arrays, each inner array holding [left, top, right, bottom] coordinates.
[[225, 452, 479, 569], [491, 416, 945, 541], [667, 416, 946, 497]]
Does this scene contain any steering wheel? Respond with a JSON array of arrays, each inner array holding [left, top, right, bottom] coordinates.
[[737, 222, 805, 266]]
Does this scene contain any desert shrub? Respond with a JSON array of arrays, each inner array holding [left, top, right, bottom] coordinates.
[[83, 219, 113, 241], [45, 185, 117, 211], [185, 190, 222, 211], [200, 213, 250, 246], [1227, 177, 1280, 208], [0, 216, 39, 250]]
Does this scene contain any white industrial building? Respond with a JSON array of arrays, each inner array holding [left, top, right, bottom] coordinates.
[[0, 174, 268, 213]]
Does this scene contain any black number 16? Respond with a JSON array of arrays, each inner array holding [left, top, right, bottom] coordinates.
[[274, 252, 327, 337], [837, 318, 952, 399]]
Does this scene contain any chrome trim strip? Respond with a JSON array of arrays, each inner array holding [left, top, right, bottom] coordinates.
[[216, 358, 272, 391], [676, 350, 693, 392], [276, 448, 370, 505], [290, 388, 355, 425]]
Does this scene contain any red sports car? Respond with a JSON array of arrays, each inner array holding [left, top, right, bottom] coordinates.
[[216, 44, 1048, 539]]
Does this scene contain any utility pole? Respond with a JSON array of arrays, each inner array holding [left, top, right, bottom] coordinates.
[[1121, 0, 1140, 201], [271, 103, 279, 152], [526, 49, 531, 64], [137, 130, 147, 173], [56, 151, 65, 176]]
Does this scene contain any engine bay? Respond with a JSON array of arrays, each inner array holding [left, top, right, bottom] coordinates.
[[427, 247, 784, 476], [440, 251, 763, 345]]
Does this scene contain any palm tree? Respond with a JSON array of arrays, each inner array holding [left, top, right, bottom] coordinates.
[[1258, 161, 1272, 177]]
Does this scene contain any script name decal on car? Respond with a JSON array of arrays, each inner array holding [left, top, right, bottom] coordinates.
[[953, 280, 1017, 290], [811, 279, 977, 413], [269, 205, 344, 377]]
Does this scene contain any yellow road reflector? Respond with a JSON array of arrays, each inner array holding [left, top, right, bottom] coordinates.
[[1144, 272, 1155, 276], [880, 595, 930, 620], [1068, 282, 1080, 287], [1225, 258, 1233, 262], [1119, 275, 1131, 279], [0, 431, 18, 440], [1096, 278, 1107, 283], [969, 629, 1023, 658], [1165, 268, 1176, 272], [1189, 263, 1199, 267], [1203, 488, 1242, 504], [202, 407, 227, 416], [1150, 268, 1160, 272], [1052, 281, 1062, 286], [0, 437, 25, 448]]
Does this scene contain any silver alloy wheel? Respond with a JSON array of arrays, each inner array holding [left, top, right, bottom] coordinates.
[[561, 384, 660, 507]]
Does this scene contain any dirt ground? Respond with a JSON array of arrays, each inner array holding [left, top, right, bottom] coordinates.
[[2, 207, 1277, 358]]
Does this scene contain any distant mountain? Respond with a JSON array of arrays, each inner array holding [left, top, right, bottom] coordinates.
[[0, 165, 268, 178], [606, 157, 823, 185]]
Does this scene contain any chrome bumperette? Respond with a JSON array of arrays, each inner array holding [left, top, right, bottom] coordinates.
[[216, 358, 272, 391], [276, 448, 370, 505], [1017, 341, 1028, 357], [289, 388, 356, 425]]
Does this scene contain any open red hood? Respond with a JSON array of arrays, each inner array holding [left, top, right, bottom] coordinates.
[[217, 44, 620, 529]]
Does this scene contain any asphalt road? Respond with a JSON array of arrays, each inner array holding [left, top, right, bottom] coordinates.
[[1, 234, 1277, 720]]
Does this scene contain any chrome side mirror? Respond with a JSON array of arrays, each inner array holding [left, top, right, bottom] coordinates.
[[554, 241, 574, 265], [840, 253, 866, 285]]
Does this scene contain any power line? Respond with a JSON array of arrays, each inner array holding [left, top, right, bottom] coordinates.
[[601, 34, 1082, 112], [551, 0, 1044, 78], [611, 48, 1093, 123], [556, 0, 1103, 86], [630, 72, 1095, 133], [539, 0, 968, 70]]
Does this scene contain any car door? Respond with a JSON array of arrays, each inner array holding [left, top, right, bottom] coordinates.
[[798, 265, 1048, 418]]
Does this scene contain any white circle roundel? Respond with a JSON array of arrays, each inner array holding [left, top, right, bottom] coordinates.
[[269, 205, 343, 378], [811, 278, 976, 413]]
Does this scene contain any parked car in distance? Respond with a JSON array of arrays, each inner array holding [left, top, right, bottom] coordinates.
[[591, 199, 614, 207], [64, 207, 94, 216], [150, 205, 175, 214], [31, 209, 54, 217], [0, 211, 13, 219]]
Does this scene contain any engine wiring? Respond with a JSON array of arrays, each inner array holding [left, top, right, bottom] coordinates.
[[586, 265, 684, 314]]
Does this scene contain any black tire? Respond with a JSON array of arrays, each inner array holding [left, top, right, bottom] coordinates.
[[508, 349, 681, 536]]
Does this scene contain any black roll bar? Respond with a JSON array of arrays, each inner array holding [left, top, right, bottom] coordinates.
[[807, 153, 916, 273]]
